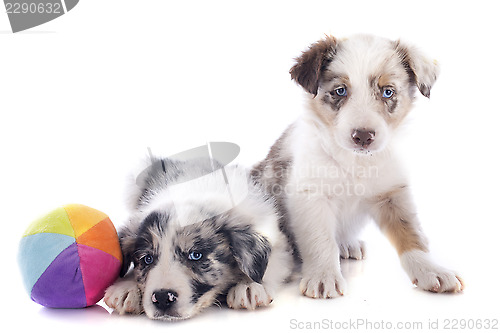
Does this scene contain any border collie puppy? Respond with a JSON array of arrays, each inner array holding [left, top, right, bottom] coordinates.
[[105, 157, 293, 319], [252, 34, 464, 299]]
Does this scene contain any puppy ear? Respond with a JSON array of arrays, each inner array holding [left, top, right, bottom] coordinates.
[[394, 40, 440, 98], [118, 225, 137, 277], [224, 224, 271, 283], [290, 35, 337, 96]]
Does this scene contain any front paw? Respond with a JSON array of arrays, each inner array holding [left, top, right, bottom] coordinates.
[[339, 240, 366, 260], [401, 250, 464, 293], [104, 279, 143, 315], [227, 282, 272, 310], [300, 269, 346, 299], [412, 269, 464, 293]]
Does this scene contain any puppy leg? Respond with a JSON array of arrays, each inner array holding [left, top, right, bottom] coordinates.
[[370, 185, 464, 293], [226, 227, 290, 311], [104, 273, 143, 314], [227, 233, 294, 309], [289, 193, 346, 299], [227, 241, 293, 310]]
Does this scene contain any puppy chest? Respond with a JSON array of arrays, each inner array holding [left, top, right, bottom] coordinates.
[[292, 162, 378, 199]]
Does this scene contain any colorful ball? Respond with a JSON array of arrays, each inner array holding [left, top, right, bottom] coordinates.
[[18, 204, 122, 308]]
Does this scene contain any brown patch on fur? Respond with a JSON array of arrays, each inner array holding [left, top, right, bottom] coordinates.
[[393, 40, 417, 86], [385, 96, 413, 128], [316, 73, 350, 120], [251, 126, 301, 267], [386, 98, 399, 114], [315, 97, 337, 125], [251, 127, 293, 189], [321, 69, 337, 83], [321, 95, 345, 113], [370, 185, 428, 255], [393, 40, 434, 98], [378, 73, 394, 88], [290, 35, 337, 96], [321, 70, 348, 84], [367, 68, 414, 126]]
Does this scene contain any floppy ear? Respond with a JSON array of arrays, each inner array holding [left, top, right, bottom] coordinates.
[[118, 225, 137, 277], [224, 224, 271, 283], [394, 40, 440, 98], [290, 35, 337, 96]]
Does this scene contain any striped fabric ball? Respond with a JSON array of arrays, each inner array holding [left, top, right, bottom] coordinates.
[[18, 204, 122, 308]]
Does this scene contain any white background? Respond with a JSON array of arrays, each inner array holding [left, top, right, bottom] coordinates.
[[1, 1, 499, 332]]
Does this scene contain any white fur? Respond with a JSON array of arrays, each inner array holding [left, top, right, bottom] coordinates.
[[271, 34, 462, 298], [286, 118, 407, 298], [104, 275, 142, 315], [400, 250, 464, 293], [147, 166, 248, 228], [106, 159, 294, 320], [227, 282, 272, 310]]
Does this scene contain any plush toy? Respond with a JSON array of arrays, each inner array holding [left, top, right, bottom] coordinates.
[[18, 204, 122, 308]]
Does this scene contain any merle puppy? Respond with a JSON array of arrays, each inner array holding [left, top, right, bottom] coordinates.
[[104, 157, 293, 320], [252, 34, 463, 299]]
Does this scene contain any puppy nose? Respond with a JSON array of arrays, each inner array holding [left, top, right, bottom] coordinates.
[[152, 289, 178, 311], [351, 129, 375, 148]]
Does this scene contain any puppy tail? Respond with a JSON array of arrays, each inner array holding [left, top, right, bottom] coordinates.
[[126, 153, 183, 212]]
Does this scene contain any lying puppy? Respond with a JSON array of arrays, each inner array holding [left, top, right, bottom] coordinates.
[[105, 157, 293, 320], [252, 34, 464, 298]]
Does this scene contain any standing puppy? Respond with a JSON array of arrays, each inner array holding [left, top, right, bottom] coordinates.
[[252, 34, 463, 299]]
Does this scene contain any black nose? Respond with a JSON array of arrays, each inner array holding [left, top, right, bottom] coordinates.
[[351, 129, 376, 148], [152, 289, 178, 311]]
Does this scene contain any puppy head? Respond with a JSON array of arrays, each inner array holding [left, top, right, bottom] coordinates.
[[290, 34, 439, 154], [119, 209, 271, 320]]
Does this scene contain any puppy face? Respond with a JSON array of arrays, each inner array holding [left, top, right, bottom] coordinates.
[[290, 34, 439, 154], [120, 210, 271, 320]]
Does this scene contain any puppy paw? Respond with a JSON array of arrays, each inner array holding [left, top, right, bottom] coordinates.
[[227, 282, 272, 310], [412, 269, 464, 293], [401, 250, 464, 293], [300, 270, 346, 299], [104, 279, 143, 315], [339, 240, 366, 260]]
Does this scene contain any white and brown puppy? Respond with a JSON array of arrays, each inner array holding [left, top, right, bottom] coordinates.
[[105, 157, 293, 320], [252, 34, 464, 299]]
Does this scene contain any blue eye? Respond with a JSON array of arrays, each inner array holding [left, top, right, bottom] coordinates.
[[143, 254, 154, 265], [334, 87, 347, 97], [382, 88, 394, 98], [188, 251, 203, 261]]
